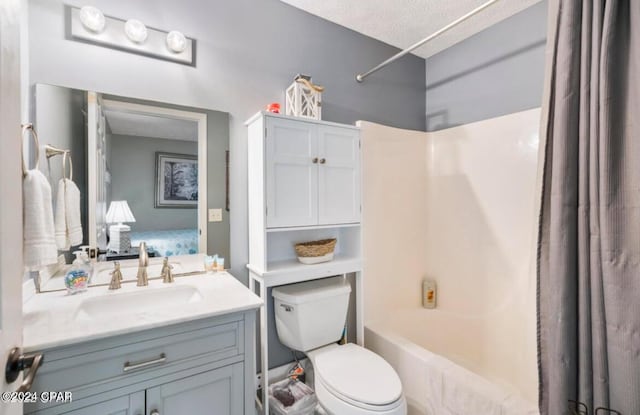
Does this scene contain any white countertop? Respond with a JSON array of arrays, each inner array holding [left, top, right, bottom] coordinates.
[[23, 271, 262, 352]]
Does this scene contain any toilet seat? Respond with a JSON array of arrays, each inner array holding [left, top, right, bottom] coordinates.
[[311, 344, 404, 412]]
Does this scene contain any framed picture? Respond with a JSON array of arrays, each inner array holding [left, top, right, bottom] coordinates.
[[155, 152, 198, 208]]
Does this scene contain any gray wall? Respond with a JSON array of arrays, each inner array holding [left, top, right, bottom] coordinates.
[[425, 0, 548, 131], [28, 0, 425, 369], [110, 135, 197, 232]]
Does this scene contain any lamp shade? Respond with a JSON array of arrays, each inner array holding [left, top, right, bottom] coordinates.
[[106, 200, 136, 224]]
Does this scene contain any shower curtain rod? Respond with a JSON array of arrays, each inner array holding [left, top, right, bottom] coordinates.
[[355, 0, 500, 83]]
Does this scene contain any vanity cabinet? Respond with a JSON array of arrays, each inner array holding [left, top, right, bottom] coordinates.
[[25, 312, 255, 415], [146, 363, 244, 415], [67, 364, 243, 415], [257, 114, 361, 229], [63, 393, 144, 415]]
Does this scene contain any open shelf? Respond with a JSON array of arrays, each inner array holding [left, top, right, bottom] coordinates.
[[264, 225, 360, 271], [266, 223, 360, 233], [247, 255, 361, 286]]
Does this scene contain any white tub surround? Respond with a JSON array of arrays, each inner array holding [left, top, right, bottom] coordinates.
[[360, 109, 541, 412], [23, 271, 262, 351]]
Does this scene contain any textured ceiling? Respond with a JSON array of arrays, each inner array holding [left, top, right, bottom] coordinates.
[[104, 110, 198, 142], [279, 0, 542, 58]]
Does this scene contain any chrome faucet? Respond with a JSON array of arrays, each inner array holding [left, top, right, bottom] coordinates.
[[161, 257, 174, 284], [137, 242, 149, 286]]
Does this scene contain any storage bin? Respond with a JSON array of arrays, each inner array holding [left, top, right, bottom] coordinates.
[[294, 238, 336, 264], [268, 378, 318, 415]]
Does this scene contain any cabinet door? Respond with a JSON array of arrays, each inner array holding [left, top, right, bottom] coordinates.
[[265, 118, 318, 228], [317, 125, 361, 225], [64, 392, 145, 415], [146, 363, 244, 415]]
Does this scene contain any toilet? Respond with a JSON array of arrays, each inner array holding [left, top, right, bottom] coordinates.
[[272, 277, 407, 415]]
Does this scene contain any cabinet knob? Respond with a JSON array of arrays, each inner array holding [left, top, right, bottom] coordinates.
[[319, 158, 326, 164], [312, 157, 318, 164]]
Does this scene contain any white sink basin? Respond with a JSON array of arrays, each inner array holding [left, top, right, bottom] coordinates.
[[75, 284, 203, 321], [23, 270, 264, 351], [92, 261, 185, 285]]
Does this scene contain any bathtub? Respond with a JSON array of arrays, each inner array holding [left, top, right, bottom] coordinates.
[[365, 309, 539, 415]]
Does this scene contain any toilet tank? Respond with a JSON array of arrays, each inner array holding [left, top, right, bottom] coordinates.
[[272, 276, 351, 352]]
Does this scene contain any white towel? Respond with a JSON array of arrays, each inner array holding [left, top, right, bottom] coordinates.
[[23, 170, 58, 270], [54, 178, 83, 250]]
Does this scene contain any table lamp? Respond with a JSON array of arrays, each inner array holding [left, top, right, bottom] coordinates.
[[106, 200, 136, 253]]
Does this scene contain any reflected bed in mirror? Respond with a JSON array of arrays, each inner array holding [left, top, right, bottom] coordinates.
[[34, 84, 230, 292]]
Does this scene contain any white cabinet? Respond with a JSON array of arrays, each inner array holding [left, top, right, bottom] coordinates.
[[246, 112, 365, 415], [260, 115, 360, 229], [265, 117, 318, 228], [317, 125, 361, 225]]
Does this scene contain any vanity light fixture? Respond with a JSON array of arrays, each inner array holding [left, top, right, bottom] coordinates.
[[166, 30, 187, 53], [70, 6, 195, 65], [124, 19, 148, 44], [79, 5, 106, 33]]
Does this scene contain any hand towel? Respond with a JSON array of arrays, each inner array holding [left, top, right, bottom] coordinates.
[[54, 178, 83, 249], [23, 170, 58, 270]]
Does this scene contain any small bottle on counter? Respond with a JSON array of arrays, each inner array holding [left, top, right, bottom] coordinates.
[[65, 251, 90, 295]]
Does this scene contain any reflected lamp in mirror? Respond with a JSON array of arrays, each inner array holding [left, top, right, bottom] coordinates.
[[106, 201, 136, 253]]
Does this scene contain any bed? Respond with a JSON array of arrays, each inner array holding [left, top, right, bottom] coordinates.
[[130, 228, 199, 257]]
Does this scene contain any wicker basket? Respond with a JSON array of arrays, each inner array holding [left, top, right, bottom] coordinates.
[[294, 238, 337, 264]]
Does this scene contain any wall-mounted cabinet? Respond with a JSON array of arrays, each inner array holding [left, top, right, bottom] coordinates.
[[259, 115, 361, 229], [247, 112, 362, 276]]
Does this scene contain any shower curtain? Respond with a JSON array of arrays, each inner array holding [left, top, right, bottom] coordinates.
[[537, 1, 640, 414]]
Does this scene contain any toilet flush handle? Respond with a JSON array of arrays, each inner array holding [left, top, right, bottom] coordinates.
[[280, 304, 294, 312]]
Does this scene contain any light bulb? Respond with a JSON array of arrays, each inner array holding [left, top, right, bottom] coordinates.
[[79, 6, 106, 33], [166, 30, 187, 53], [124, 19, 148, 43]]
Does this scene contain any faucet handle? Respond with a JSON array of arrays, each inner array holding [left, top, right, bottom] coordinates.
[[161, 257, 175, 284], [109, 261, 123, 290]]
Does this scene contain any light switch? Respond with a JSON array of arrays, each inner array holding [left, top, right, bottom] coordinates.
[[208, 208, 223, 222]]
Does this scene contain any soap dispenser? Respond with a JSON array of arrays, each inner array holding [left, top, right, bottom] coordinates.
[[65, 251, 90, 295]]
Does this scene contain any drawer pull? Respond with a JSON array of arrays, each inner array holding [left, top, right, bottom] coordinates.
[[123, 353, 167, 373]]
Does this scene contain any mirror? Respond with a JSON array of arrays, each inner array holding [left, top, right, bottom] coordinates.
[[33, 84, 230, 292]]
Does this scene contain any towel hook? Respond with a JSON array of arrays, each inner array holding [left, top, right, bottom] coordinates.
[[62, 151, 73, 182], [21, 124, 40, 178]]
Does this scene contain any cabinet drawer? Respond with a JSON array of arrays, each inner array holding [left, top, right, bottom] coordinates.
[[30, 320, 242, 399]]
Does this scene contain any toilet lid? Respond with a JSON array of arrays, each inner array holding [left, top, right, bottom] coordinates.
[[314, 344, 402, 407]]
